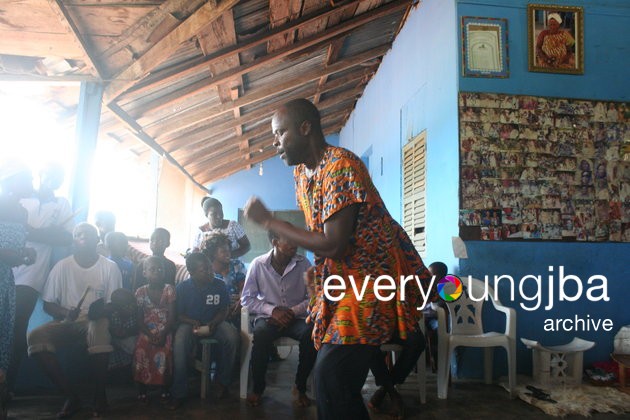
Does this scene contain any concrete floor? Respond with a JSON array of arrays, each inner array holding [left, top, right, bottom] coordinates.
[[6, 350, 629, 420]]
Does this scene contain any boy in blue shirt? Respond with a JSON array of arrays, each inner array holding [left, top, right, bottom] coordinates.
[[168, 253, 239, 409], [105, 232, 134, 290]]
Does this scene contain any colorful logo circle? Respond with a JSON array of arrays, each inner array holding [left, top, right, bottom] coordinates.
[[437, 275, 463, 302]]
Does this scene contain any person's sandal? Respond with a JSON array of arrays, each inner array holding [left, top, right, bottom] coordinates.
[[368, 386, 387, 411], [137, 393, 149, 405], [159, 392, 171, 404], [55, 397, 81, 419]]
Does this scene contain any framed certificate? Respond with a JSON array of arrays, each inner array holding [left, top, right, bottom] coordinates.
[[461, 17, 509, 78]]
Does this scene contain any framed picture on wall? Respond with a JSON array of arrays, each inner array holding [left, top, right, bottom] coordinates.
[[461, 17, 509, 78], [527, 4, 584, 74]]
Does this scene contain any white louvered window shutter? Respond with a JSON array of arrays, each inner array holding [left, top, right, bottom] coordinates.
[[402, 131, 427, 257]]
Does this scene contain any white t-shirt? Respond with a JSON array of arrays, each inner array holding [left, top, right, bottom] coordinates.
[[13, 197, 74, 292], [41, 255, 122, 316]]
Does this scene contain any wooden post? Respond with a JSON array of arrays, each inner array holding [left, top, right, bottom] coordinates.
[[70, 81, 103, 223]]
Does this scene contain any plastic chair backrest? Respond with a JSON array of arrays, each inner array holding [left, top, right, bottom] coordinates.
[[446, 277, 493, 336]]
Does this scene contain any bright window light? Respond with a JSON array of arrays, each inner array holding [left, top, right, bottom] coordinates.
[[1, 82, 156, 239], [0, 82, 75, 195], [88, 141, 155, 239]]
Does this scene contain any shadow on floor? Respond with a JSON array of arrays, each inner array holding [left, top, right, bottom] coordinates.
[[7, 350, 629, 420]]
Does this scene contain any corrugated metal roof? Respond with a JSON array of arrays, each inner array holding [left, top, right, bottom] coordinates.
[[0, 0, 415, 187]]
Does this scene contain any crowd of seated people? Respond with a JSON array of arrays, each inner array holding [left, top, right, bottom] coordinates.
[[3, 168, 440, 419]]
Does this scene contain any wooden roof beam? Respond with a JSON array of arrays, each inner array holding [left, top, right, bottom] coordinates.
[[147, 43, 389, 139], [119, 0, 365, 99], [179, 112, 345, 169], [184, 96, 359, 175], [162, 64, 375, 150], [48, 0, 104, 78], [103, 0, 240, 104], [314, 37, 346, 104], [107, 103, 210, 193], [135, 0, 409, 116], [197, 122, 343, 184]]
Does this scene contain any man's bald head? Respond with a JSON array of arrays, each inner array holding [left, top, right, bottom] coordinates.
[[276, 98, 322, 134]]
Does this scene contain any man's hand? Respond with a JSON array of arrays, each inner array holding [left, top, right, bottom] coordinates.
[[65, 307, 80, 322], [270, 306, 294, 328], [88, 298, 106, 320], [22, 247, 36, 265], [229, 301, 241, 318], [244, 196, 273, 227]]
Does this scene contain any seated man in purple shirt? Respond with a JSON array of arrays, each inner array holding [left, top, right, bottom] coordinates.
[[241, 228, 315, 407]]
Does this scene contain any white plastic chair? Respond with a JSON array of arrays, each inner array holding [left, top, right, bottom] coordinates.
[[435, 277, 516, 399], [239, 306, 308, 399], [379, 319, 427, 404]]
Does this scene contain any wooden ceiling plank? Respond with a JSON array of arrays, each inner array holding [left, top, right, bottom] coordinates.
[[314, 36, 345, 104], [164, 66, 375, 151], [197, 148, 278, 184], [180, 112, 346, 169], [181, 89, 362, 176], [147, 43, 388, 139], [134, 0, 408, 115], [297, 0, 330, 41], [107, 103, 210, 193], [97, 0, 205, 59], [267, 0, 303, 52], [196, 9, 244, 137], [0, 30, 84, 59], [48, 0, 103, 78], [196, 121, 343, 184], [66, 1, 164, 5], [103, 0, 240, 104], [119, 0, 364, 99]]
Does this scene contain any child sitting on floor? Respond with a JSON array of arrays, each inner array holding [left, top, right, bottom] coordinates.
[[107, 288, 138, 370], [133, 257, 176, 403]]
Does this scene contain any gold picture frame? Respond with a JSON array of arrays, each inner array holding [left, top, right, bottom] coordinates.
[[527, 4, 584, 75]]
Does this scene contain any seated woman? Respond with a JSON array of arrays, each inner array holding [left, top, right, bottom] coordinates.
[[193, 197, 250, 258], [535, 13, 575, 69]]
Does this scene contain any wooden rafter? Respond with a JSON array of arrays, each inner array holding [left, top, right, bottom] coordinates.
[[197, 122, 343, 185], [166, 66, 376, 154], [103, 0, 240, 104], [133, 0, 409, 116], [182, 111, 349, 172], [184, 90, 363, 176], [314, 36, 346, 104], [145, 43, 390, 139], [119, 0, 366, 99], [47, 0, 103, 78], [107, 103, 210, 193]]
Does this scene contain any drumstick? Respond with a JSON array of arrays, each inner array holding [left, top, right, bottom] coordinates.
[[76, 285, 91, 311]]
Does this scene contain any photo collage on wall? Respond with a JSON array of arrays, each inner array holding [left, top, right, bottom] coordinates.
[[459, 92, 630, 242]]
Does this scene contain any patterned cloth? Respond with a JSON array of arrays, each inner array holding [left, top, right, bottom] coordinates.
[[214, 259, 246, 307], [133, 284, 175, 385], [0, 221, 26, 373], [294, 146, 431, 349], [538, 30, 575, 68], [194, 220, 246, 252]]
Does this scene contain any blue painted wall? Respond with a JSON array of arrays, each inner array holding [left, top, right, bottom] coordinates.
[[207, 134, 339, 222], [458, 0, 630, 101], [339, 0, 460, 273], [456, 0, 630, 377]]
